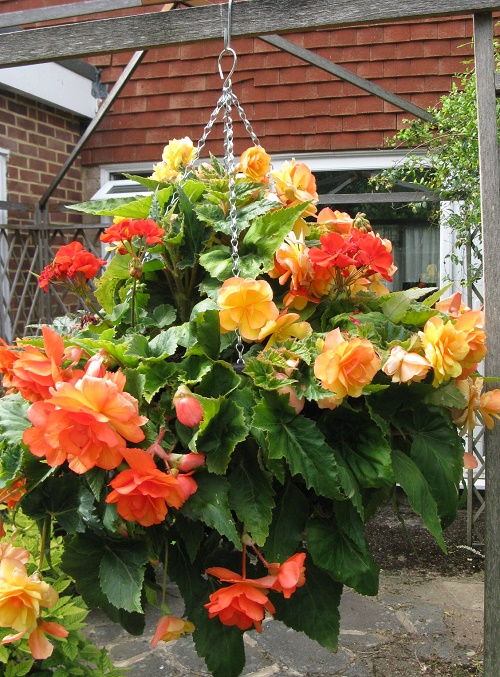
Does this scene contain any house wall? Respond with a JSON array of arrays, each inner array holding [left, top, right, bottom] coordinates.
[[81, 16, 477, 171]]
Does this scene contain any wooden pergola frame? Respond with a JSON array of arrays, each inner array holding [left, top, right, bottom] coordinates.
[[0, 1, 499, 674]]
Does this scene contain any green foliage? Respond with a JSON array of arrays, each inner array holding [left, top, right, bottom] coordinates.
[[374, 53, 500, 286]]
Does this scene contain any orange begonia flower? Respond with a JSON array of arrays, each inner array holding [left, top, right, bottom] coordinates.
[[455, 309, 487, 379], [238, 146, 271, 183], [205, 567, 276, 633], [1, 327, 75, 403], [106, 448, 196, 526], [0, 544, 30, 565], [150, 615, 195, 647], [0, 558, 58, 635], [314, 328, 381, 403], [23, 370, 147, 474], [217, 277, 279, 342], [419, 316, 470, 386], [0, 479, 26, 510], [271, 159, 318, 217], [267, 553, 306, 599], [269, 231, 315, 290], [316, 207, 353, 235], [258, 310, 312, 347], [382, 346, 431, 384], [27, 620, 69, 660], [452, 377, 500, 433]]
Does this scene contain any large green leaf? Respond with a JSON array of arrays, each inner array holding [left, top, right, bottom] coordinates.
[[94, 253, 131, 313], [196, 361, 241, 399], [0, 442, 23, 488], [307, 511, 379, 596], [181, 473, 240, 547], [0, 394, 30, 446], [190, 397, 248, 474], [199, 245, 232, 280], [177, 185, 211, 268], [252, 391, 342, 500], [67, 186, 173, 217], [100, 540, 148, 613], [228, 457, 275, 546], [188, 309, 220, 360], [404, 405, 464, 528], [191, 605, 246, 677], [380, 287, 437, 323], [21, 474, 95, 535], [263, 482, 309, 562], [272, 557, 342, 652], [391, 449, 447, 552]]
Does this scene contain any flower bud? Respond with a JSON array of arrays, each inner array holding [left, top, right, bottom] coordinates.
[[173, 386, 204, 427], [128, 259, 143, 279]]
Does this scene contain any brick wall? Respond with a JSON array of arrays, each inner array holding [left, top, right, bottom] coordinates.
[[82, 17, 479, 166]]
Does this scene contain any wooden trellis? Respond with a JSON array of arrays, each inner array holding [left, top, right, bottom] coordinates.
[[0, 1, 499, 674]]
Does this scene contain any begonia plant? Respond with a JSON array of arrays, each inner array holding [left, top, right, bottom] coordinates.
[[0, 138, 498, 677]]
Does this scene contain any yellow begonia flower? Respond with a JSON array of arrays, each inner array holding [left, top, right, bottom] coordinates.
[[270, 159, 318, 217], [419, 316, 470, 386], [258, 311, 312, 347], [0, 558, 58, 634], [161, 137, 195, 170], [217, 277, 279, 342], [314, 328, 380, 401], [238, 146, 271, 183]]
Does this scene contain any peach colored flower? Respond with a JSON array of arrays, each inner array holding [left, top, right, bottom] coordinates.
[[22, 370, 147, 474], [27, 620, 69, 660], [271, 159, 318, 217], [382, 346, 431, 384], [205, 567, 276, 633], [267, 553, 306, 599], [238, 146, 271, 183], [0, 544, 30, 565], [218, 277, 279, 342], [316, 207, 353, 235], [257, 310, 312, 347], [455, 309, 487, 379], [106, 448, 195, 526], [463, 452, 479, 470], [314, 328, 381, 401], [452, 377, 500, 433], [0, 479, 26, 510], [435, 292, 470, 318], [269, 231, 314, 290], [173, 385, 204, 427], [0, 558, 58, 635], [150, 615, 195, 647], [419, 316, 470, 386]]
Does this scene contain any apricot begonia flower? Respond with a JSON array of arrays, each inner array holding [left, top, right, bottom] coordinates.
[[419, 316, 470, 386], [316, 207, 353, 235], [106, 448, 196, 526], [271, 159, 318, 217], [205, 567, 276, 633], [238, 146, 271, 183], [0, 479, 26, 510], [382, 346, 431, 384], [150, 615, 195, 647], [1, 327, 76, 403], [452, 377, 500, 433], [314, 328, 381, 402], [0, 543, 30, 565], [267, 553, 306, 599], [257, 311, 312, 347], [23, 370, 147, 474], [269, 231, 314, 290], [27, 621, 69, 660], [218, 277, 279, 342], [455, 309, 487, 379], [435, 292, 470, 318], [0, 558, 58, 635]]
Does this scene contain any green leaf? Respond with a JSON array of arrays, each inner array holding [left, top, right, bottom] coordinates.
[[264, 482, 309, 562], [307, 512, 379, 596], [173, 514, 206, 564], [94, 253, 131, 313], [190, 397, 248, 474], [152, 303, 177, 328], [228, 457, 275, 547], [67, 187, 173, 217], [0, 442, 23, 488], [189, 309, 220, 360], [181, 472, 240, 547], [0, 394, 30, 446], [380, 287, 437, 323], [177, 185, 211, 268], [404, 405, 464, 528], [123, 367, 145, 401], [196, 361, 240, 399], [423, 382, 467, 409], [100, 541, 148, 613], [199, 245, 232, 280], [392, 449, 446, 552], [191, 605, 246, 677], [401, 302, 438, 327], [252, 391, 342, 500], [138, 360, 177, 402], [149, 327, 183, 358], [272, 557, 342, 652], [5, 659, 35, 677]]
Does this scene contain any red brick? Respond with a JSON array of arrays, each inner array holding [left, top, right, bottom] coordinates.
[[180, 42, 221, 60], [341, 45, 371, 63], [304, 98, 331, 117], [410, 93, 441, 109], [424, 75, 452, 92], [253, 102, 279, 120], [410, 21, 439, 41], [278, 135, 306, 153], [265, 119, 291, 136], [279, 66, 308, 85], [167, 92, 195, 110], [384, 60, 413, 77], [256, 70, 280, 86], [370, 113, 397, 130], [410, 58, 439, 76], [384, 24, 412, 43], [305, 132, 331, 151], [438, 56, 467, 75], [278, 100, 305, 119], [437, 20, 468, 39], [357, 26, 385, 45], [317, 81, 344, 99], [264, 85, 294, 102], [291, 117, 315, 135], [316, 116, 342, 133], [357, 61, 384, 79], [343, 115, 371, 132], [331, 28, 358, 47], [356, 96, 385, 114], [396, 76, 425, 94], [396, 41, 424, 60], [356, 131, 387, 149], [371, 43, 397, 61], [303, 31, 331, 49], [423, 40, 451, 58]]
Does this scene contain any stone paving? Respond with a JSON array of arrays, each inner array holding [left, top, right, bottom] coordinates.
[[84, 571, 484, 676]]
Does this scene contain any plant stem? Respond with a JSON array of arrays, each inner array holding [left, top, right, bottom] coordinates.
[[131, 278, 137, 328], [39, 515, 50, 570], [161, 541, 169, 608], [241, 543, 247, 580]]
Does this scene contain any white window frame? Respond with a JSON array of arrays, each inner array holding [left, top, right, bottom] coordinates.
[[0, 147, 12, 342]]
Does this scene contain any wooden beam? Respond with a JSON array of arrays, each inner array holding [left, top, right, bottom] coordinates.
[[474, 13, 500, 676], [2, 0, 500, 67], [318, 192, 439, 204], [261, 34, 434, 123]]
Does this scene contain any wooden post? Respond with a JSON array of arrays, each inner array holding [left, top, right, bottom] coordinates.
[[473, 12, 500, 677]]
